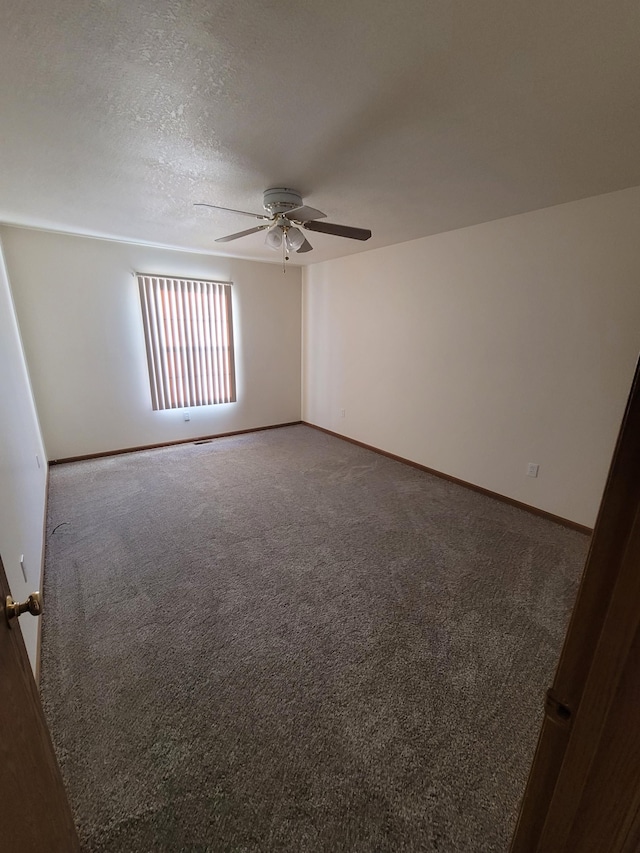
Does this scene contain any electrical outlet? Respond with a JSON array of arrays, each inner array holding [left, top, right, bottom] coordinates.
[[183, 411, 191, 421], [527, 462, 539, 478], [340, 409, 346, 418]]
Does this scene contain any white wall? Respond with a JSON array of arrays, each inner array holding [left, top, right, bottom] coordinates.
[[2, 228, 302, 460], [303, 186, 640, 528], [0, 236, 48, 670]]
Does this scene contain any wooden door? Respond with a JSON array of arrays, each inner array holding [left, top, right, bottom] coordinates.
[[0, 554, 80, 852], [510, 357, 640, 852]]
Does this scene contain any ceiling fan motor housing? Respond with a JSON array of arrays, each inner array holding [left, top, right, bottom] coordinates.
[[263, 187, 303, 216]]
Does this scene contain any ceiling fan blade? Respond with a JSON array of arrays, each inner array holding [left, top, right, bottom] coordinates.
[[303, 220, 372, 241], [215, 225, 269, 243], [286, 205, 326, 222], [195, 203, 267, 220], [296, 238, 314, 253]]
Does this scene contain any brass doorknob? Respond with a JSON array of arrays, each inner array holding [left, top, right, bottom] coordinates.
[[5, 592, 42, 625]]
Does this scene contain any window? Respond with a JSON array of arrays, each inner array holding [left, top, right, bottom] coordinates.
[[138, 275, 236, 411]]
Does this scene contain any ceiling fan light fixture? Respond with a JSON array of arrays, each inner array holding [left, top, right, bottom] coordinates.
[[265, 225, 283, 249], [285, 226, 305, 251]]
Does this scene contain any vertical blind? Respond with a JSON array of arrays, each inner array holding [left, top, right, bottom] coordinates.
[[138, 275, 236, 411]]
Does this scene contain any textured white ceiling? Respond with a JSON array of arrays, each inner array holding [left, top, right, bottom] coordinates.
[[1, 0, 639, 264]]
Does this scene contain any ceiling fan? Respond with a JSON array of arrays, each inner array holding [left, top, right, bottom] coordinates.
[[195, 187, 371, 260]]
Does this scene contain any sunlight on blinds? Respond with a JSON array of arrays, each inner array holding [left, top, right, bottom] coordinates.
[[138, 275, 236, 411]]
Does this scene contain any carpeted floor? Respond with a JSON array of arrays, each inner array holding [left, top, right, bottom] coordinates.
[[40, 425, 589, 852]]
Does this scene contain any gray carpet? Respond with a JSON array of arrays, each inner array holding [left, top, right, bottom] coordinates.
[[40, 425, 589, 852]]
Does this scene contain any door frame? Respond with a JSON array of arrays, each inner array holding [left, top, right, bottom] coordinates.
[[510, 357, 640, 851]]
